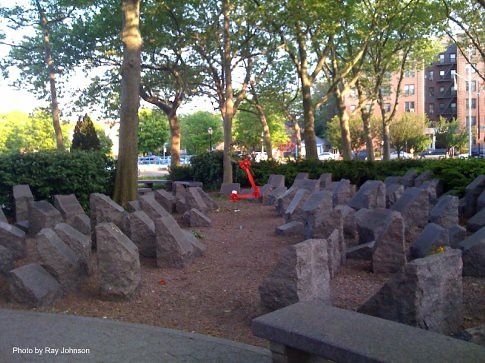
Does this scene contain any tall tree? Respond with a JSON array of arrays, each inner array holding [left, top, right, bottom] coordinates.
[[0, 1, 79, 150], [113, 0, 142, 206]]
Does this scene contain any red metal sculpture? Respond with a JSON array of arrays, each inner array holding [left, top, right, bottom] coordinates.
[[230, 159, 261, 201]]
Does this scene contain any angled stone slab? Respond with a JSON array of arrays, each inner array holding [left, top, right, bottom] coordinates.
[[194, 187, 218, 211], [359, 248, 463, 335], [293, 172, 309, 183], [372, 210, 406, 273], [459, 227, 485, 277], [414, 170, 434, 187], [29, 200, 63, 236], [477, 190, 485, 211], [139, 194, 170, 221], [0, 245, 14, 275], [318, 173, 332, 189], [467, 208, 485, 233], [391, 187, 429, 243], [259, 238, 330, 311], [263, 186, 287, 206], [335, 205, 357, 246], [430, 195, 459, 229], [268, 174, 285, 189], [220, 183, 241, 196], [70, 213, 91, 236], [449, 224, 467, 249], [154, 216, 197, 268], [284, 189, 310, 222], [0, 221, 26, 259], [410, 223, 449, 259], [346, 241, 375, 260], [355, 208, 392, 244], [259, 184, 274, 200], [96, 223, 141, 299], [463, 175, 485, 218], [154, 189, 176, 213], [275, 221, 304, 236], [182, 229, 206, 257], [182, 208, 211, 227], [185, 187, 209, 213], [53, 194, 85, 220], [0, 208, 7, 223], [90, 193, 125, 243], [125, 210, 156, 258], [9, 263, 62, 307], [348, 180, 386, 210], [126, 200, 141, 213], [54, 223, 92, 275], [175, 196, 190, 214], [302, 191, 333, 238], [386, 183, 404, 208], [13, 184, 34, 223], [384, 176, 401, 187], [419, 179, 443, 203], [36, 228, 81, 290], [332, 179, 352, 207], [401, 169, 418, 187]]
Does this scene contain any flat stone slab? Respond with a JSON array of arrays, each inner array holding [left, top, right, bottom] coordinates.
[[0, 308, 271, 363], [53, 194, 85, 220], [139, 194, 171, 221], [252, 302, 484, 363], [8, 263, 62, 307]]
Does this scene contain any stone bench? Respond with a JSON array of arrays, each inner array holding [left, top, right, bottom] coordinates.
[[252, 302, 485, 363]]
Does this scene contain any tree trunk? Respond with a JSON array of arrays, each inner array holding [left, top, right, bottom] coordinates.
[[36, 0, 63, 151], [335, 88, 352, 160], [382, 121, 391, 161], [168, 112, 181, 168], [254, 103, 273, 159], [301, 79, 318, 159], [114, 0, 142, 207], [362, 114, 375, 161], [222, 0, 233, 183]]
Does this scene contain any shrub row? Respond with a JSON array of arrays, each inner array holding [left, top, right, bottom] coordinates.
[[170, 152, 485, 197], [0, 151, 115, 215]]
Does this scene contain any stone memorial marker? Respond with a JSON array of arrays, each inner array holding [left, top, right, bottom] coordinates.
[[459, 227, 485, 277], [29, 200, 63, 236], [154, 189, 176, 213], [13, 184, 34, 223], [391, 187, 429, 243], [430, 195, 459, 229], [0, 221, 26, 259], [348, 180, 386, 210], [372, 210, 406, 273], [182, 208, 211, 227], [125, 211, 156, 258], [54, 223, 92, 275], [410, 223, 450, 259]]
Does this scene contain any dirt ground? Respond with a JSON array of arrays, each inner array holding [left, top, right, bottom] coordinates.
[[0, 198, 483, 347]]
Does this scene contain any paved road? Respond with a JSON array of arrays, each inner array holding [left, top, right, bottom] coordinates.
[[0, 309, 271, 363]]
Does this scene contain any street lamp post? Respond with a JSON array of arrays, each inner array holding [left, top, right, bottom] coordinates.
[[208, 127, 213, 152]]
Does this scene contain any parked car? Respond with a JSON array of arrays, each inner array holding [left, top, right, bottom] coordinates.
[[419, 149, 448, 159], [138, 155, 162, 165], [318, 151, 338, 161], [390, 151, 413, 159], [354, 150, 369, 160]]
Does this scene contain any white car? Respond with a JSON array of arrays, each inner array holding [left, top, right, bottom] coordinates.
[[390, 151, 413, 159], [318, 152, 338, 161]]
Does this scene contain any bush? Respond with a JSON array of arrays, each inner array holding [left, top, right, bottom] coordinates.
[[169, 155, 485, 196], [0, 151, 115, 215]]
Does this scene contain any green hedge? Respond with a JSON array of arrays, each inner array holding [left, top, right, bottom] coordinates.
[[170, 152, 485, 196], [0, 151, 115, 215]]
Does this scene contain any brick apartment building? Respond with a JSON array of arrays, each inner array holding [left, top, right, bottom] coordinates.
[[345, 41, 484, 151]]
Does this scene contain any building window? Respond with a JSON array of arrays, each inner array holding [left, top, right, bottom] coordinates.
[[428, 71, 434, 80], [439, 103, 445, 112], [439, 86, 445, 96], [404, 84, 415, 96], [450, 53, 456, 62], [380, 86, 390, 96], [429, 103, 434, 114], [350, 105, 356, 112], [451, 69, 456, 79], [439, 70, 446, 79], [466, 116, 477, 126], [439, 54, 445, 63], [466, 81, 477, 92], [385, 103, 391, 113], [451, 102, 457, 110], [404, 70, 415, 77], [466, 98, 477, 109], [428, 87, 434, 97], [405, 101, 415, 112]]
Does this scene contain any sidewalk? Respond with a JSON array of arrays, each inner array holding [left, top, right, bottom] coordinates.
[[0, 308, 271, 362]]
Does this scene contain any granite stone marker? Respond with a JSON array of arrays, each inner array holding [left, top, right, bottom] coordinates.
[[259, 238, 331, 311], [348, 180, 386, 210], [154, 189, 176, 213], [430, 195, 459, 229], [96, 223, 141, 298], [29, 200, 63, 236], [459, 227, 485, 277], [410, 223, 450, 259], [125, 211, 156, 258], [372, 210, 406, 273], [13, 184, 34, 223], [90, 193, 126, 242], [0, 221, 26, 259], [54, 223, 92, 275], [391, 187, 429, 243], [182, 208, 211, 227], [359, 248, 463, 335]]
